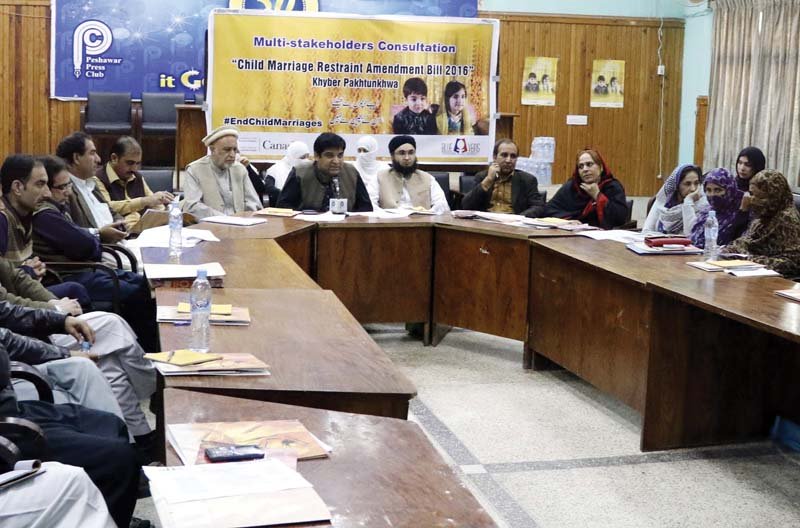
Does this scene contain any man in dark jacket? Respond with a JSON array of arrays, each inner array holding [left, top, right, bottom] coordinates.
[[0, 301, 140, 528], [461, 139, 546, 218]]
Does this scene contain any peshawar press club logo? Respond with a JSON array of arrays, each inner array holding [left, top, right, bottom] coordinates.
[[72, 20, 114, 79]]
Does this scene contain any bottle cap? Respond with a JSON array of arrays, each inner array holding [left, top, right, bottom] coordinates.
[[197, 268, 208, 279], [81, 340, 91, 351]]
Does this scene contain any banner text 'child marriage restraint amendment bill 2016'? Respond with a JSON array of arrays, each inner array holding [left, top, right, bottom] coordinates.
[[207, 10, 499, 163]]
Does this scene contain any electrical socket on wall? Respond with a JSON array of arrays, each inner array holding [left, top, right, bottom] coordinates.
[[657, 64, 666, 76]]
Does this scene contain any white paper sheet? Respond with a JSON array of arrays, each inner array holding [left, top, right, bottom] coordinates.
[[725, 268, 780, 277], [201, 216, 267, 226], [143, 262, 226, 279], [143, 459, 312, 504], [348, 209, 414, 219], [579, 230, 645, 243], [294, 212, 346, 222], [131, 225, 220, 248]]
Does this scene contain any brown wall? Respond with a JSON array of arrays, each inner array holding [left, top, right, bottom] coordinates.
[[1, 4, 682, 195], [483, 12, 684, 196]]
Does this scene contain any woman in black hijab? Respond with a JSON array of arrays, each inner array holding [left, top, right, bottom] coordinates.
[[734, 146, 766, 191]]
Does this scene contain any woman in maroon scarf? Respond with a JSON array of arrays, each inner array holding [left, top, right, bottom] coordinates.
[[544, 148, 628, 228]]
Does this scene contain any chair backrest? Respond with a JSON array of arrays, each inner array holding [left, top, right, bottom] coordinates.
[[86, 92, 131, 123], [646, 195, 657, 215], [459, 173, 478, 194], [429, 171, 453, 208], [141, 92, 184, 124], [139, 169, 174, 193], [793, 194, 800, 214], [194, 93, 205, 106], [626, 199, 634, 223], [541, 190, 548, 203]]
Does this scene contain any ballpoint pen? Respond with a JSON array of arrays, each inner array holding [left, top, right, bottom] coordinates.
[[166, 350, 176, 363]]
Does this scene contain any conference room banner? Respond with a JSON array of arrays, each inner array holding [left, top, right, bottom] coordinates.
[[50, 0, 477, 100], [207, 10, 499, 163]]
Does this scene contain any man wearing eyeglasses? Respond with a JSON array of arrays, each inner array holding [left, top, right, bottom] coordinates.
[[95, 136, 174, 230], [461, 138, 546, 218], [182, 125, 261, 219]]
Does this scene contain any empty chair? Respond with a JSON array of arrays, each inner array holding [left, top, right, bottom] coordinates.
[[82, 92, 133, 135], [139, 168, 174, 193], [141, 92, 185, 136], [194, 93, 205, 106]]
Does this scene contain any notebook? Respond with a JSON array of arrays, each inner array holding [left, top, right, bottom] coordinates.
[[145, 350, 223, 366]]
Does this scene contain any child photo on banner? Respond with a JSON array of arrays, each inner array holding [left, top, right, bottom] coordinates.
[[521, 56, 557, 106], [590, 59, 624, 108]]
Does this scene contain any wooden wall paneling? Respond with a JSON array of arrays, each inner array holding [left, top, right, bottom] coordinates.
[[694, 96, 709, 167], [484, 12, 684, 196]]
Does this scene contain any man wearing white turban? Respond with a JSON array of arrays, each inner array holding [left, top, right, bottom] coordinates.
[[351, 136, 387, 208], [267, 141, 310, 191]]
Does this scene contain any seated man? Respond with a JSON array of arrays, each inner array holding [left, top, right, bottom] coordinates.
[[0, 461, 116, 528], [277, 132, 373, 212], [95, 136, 174, 230], [377, 135, 450, 214], [182, 125, 261, 218], [461, 139, 546, 218], [0, 335, 139, 528], [8, 154, 160, 354]]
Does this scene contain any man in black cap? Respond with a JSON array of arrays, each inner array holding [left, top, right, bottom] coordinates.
[[276, 133, 373, 212], [377, 135, 450, 214]]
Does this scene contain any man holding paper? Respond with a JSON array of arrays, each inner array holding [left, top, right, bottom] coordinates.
[[182, 125, 262, 219], [461, 139, 546, 218]]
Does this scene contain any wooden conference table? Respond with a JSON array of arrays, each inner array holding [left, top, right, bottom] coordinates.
[[528, 237, 800, 451], [148, 213, 800, 452], [164, 389, 497, 528]]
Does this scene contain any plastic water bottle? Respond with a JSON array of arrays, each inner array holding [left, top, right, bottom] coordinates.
[[168, 200, 182, 258], [703, 210, 719, 260], [80, 340, 92, 357], [190, 269, 211, 352]]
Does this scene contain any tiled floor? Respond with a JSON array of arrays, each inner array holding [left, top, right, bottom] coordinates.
[[135, 323, 800, 528]]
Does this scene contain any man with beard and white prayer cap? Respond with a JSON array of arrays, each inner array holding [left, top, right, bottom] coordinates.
[[351, 136, 388, 208], [377, 135, 450, 214], [267, 141, 310, 191]]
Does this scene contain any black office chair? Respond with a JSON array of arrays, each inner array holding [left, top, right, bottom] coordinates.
[[139, 168, 174, 193], [617, 199, 637, 230], [82, 92, 133, 135], [194, 93, 205, 106], [793, 194, 800, 214], [646, 195, 657, 215], [459, 173, 478, 194], [541, 190, 548, 203], [430, 171, 454, 209], [141, 93, 184, 136]]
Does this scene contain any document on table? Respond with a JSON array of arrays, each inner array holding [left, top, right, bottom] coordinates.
[[579, 230, 645, 243], [201, 216, 267, 226], [131, 225, 220, 248], [143, 262, 226, 279], [145, 459, 331, 528], [294, 212, 346, 222], [724, 268, 780, 277], [348, 209, 414, 219]]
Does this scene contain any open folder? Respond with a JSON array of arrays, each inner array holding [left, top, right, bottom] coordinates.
[[156, 306, 251, 326]]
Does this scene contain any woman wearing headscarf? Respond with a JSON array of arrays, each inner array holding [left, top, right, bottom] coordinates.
[[643, 163, 706, 235], [543, 148, 628, 229], [266, 141, 310, 191], [723, 170, 800, 276], [690, 168, 749, 248], [734, 146, 766, 192], [352, 136, 388, 208]]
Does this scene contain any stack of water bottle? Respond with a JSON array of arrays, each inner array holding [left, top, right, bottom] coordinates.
[[167, 199, 212, 352], [515, 137, 554, 185]]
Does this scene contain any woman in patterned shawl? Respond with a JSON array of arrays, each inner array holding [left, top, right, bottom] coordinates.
[[724, 170, 800, 276], [690, 168, 749, 248], [643, 163, 706, 235]]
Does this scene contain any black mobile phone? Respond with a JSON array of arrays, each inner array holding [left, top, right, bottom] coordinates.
[[204, 444, 265, 463]]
